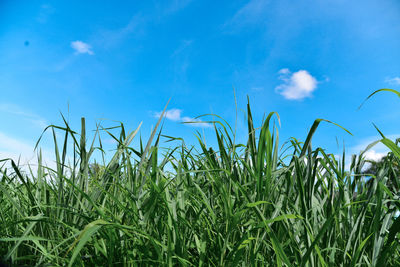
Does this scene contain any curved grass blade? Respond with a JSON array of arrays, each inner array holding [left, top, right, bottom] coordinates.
[[358, 88, 400, 110]]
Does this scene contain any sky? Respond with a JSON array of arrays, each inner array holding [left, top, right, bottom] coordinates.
[[1, 0, 400, 168]]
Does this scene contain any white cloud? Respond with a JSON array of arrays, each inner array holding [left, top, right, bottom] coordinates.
[[154, 109, 211, 128], [359, 149, 386, 173], [155, 108, 183, 121], [385, 77, 400, 85], [352, 134, 400, 155], [278, 68, 290, 74], [71, 41, 94, 55], [345, 134, 400, 170], [334, 136, 392, 171], [363, 150, 386, 161], [275, 69, 318, 100]]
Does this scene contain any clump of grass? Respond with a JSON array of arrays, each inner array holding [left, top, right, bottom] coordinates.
[[0, 90, 399, 266]]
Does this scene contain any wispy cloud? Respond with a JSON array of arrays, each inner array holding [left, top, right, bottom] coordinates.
[[71, 41, 94, 55], [385, 76, 400, 85], [36, 4, 55, 24], [224, 0, 269, 30], [0, 132, 35, 160], [96, 15, 145, 49], [163, 0, 194, 15], [170, 40, 193, 85], [154, 109, 211, 128], [53, 56, 76, 72], [0, 131, 55, 172], [275, 68, 318, 100], [0, 103, 48, 129], [251, 87, 264, 91], [95, 2, 192, 50], [171, 40, 193, 58]]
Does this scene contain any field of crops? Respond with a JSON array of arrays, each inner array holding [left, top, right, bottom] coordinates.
[[1, 89, 399, 266]]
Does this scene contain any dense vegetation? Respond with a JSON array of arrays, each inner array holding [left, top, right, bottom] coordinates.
[[1, 90, 399, 266]]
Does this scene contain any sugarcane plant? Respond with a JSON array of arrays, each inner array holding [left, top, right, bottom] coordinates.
[[0, 90, 399, 266]]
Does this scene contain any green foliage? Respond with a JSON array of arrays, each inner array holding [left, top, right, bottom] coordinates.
[[1, 91, 400, 266]]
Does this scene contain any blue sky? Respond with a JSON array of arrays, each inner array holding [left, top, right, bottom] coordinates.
[[1, 0, 400, 167]]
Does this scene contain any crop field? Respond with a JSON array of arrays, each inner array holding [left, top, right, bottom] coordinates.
[[0, 90, 399, 266]]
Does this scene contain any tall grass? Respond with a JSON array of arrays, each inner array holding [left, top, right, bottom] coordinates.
[[1, 90, 399, 266]]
